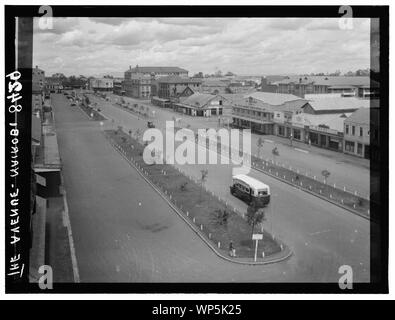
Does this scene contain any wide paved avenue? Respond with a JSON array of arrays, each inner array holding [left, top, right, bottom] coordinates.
[[53, 93, 370, 282]]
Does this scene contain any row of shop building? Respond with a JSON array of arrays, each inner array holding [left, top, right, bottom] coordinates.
[[231, 92, 379, 160]]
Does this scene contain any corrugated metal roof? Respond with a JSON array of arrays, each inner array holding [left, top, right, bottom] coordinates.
[[276, 76, 370, 87], [345, 108, 370, 125], [244, 92, 305, 106], [307, 97, 370, 111]]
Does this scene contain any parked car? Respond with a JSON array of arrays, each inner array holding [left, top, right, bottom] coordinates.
[[70, 102, 76, 106]]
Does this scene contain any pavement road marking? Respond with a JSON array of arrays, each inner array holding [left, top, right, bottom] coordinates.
[[294, 148, 309, 154], [309, 229, 331, 236], [264, 139, 273, 143]]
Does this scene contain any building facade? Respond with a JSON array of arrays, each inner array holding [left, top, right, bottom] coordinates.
[[113, 78, 125, 95], [89, 78, 114, 92], [343, 108, 372, 159], [174, 93, 225, 117], [232, 93, 308, 135], [123, 65, 189, 99], [275, 76, 375, 98], [45, 77, 63, 93], [157, 76, 202, 99]]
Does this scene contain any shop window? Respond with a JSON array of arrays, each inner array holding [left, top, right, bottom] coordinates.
[[293, 129, 301, 140], [345, 140, 355, 152], [357, 143, 363, 155]]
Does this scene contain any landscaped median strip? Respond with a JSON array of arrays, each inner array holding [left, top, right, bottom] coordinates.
[[77, 94, 107, 121], [103, 128, 292, 265]]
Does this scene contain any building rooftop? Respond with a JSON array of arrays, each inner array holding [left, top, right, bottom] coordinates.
[[275, 76, 371, 87], [345, 108, 371, 125], [178, 93, 219, 108], [244, 92, 305, 106], [125, 66, 188, 74], [307, 97, 370, 112], [221, 93, 248, 105], [158, 75, 202, 84], [201, 79, 228, 87]]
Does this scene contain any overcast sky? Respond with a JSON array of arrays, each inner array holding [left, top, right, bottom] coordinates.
[[33, 17, 371, 77]]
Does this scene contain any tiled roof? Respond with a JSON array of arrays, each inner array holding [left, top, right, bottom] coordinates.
[[307, 97, 370, 111], [244, 92, 305, 106], [157, 75, 202, 84], [125, 66, 188, 74]]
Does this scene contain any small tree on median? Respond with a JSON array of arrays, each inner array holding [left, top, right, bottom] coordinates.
[[257, 137, 264, 159], [212, 208, 230, 227], [199, 169, 209, 202], [246, 202, 266, 240], [321, 170, 330, 184], [272, 146, 279, 163], [134, 128, 142, 142]]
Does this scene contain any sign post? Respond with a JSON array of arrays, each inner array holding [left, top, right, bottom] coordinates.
[[252, 233, 263, 262]]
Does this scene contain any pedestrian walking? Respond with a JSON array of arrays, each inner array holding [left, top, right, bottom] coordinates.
[[229, 241, 236, 257]]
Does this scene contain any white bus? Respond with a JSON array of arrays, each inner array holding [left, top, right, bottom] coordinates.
[[230, 174, 270, 207]]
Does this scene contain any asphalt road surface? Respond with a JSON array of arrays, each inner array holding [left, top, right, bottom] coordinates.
[[53, 93, 370, 282], [107, 93, 371, 197]]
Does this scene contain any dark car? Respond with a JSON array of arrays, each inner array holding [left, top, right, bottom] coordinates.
[[147, 121, 155, 128], [70, 102, 76, 106]]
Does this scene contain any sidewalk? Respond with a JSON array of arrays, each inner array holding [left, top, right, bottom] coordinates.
[[45, 196, 75, 282], [259, 134, 371, 171]]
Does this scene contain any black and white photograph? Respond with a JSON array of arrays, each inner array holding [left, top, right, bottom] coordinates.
[[3, 3, 389, 297]]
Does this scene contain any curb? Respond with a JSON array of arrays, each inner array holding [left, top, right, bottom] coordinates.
[[104, 133, 293, 266], [195, 139, 370, 221], [252, 165, 370, 221], [60, 173, 80, 283]]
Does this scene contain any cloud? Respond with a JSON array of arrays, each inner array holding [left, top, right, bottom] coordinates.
[[33, 17, 371, 77]]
